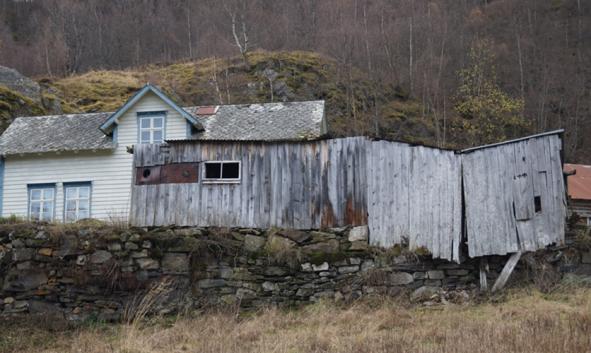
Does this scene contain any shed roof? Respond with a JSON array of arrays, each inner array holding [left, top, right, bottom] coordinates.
[[0, 112, 114, 156], [178, 101, 326, 141], [0, 100, 326, 156], [564, 163, 591, 200]]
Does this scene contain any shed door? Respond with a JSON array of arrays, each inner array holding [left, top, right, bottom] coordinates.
[[513, 172, 534, 221]]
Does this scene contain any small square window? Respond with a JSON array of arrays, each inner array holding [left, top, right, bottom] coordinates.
[[222, 163, 240, 179], [141, 118, 151, 129], [204, 161, 240, 182], [205, 162, 222, 179], [152, 117, 164, 128], [28, 184, 55, 222], [64, 183, 92, 222], [138, 112, 166, 144]]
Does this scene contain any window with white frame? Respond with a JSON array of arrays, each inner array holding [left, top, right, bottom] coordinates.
[[138, 112, 165, 144], [203, 161, 241, 182], [64, 183, 91, 222], [28, 185, 55, 221]]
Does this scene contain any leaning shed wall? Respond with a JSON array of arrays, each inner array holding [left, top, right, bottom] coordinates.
[[367, 141, 462, 262], [130, 137, 368, 229], [461, 132, 567, 257]]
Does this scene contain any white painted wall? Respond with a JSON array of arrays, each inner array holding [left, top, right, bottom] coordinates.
[[1, 92, 189, 221]]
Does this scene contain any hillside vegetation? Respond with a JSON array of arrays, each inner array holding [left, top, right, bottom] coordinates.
[[1, 50, 530, 148], [45, 51, 438, 144]]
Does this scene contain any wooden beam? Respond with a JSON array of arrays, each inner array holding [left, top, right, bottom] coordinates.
[[491, 252, 522, 292], [479, 257, 488, 291]]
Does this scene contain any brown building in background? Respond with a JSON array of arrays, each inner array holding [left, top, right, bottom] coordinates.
[[565, 164, 591, 226]]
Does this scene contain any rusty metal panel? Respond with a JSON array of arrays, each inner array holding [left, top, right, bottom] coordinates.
[[161, 163, 199, 184], [135, 166, 161, 185]]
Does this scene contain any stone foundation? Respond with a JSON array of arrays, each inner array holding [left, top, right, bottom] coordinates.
[[0, 223, 589, 321]]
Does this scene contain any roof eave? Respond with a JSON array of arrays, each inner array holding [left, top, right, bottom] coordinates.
[[0, 145, 116, 157]]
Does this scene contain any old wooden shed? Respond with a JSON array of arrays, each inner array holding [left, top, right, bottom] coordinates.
[[130, 130, 567, 263]]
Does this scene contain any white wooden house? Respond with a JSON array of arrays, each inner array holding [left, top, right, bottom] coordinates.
[[0, 84, 327, 222]]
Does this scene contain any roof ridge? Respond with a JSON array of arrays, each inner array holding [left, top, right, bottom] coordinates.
[[11, 100, 326, 120], [11, 112, 112, 121], [184, 100, 325, 109]]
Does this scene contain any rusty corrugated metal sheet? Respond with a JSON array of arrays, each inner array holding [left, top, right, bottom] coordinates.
[[195, 106, 218, 115], [565, 163, 591, 200]]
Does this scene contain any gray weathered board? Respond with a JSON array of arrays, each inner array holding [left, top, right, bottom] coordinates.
[[367, 141, 462, 262], [461, 133, 566, 257], [130, 132, 566, 262], [131, 137, 368, 230]]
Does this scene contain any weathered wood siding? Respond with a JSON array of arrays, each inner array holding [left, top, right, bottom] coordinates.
[[130, 133, 566, 261], [367, 141, 462, 262], [130, 137, 368, 229], [461, 134, 566, 257]]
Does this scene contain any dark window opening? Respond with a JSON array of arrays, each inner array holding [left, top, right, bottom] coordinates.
[[205, 162, 222, 179], [143, 168, 151, 178], [204, 161, 240, 182], [534, 196, 542, 213], [222, 162, 240, 179]]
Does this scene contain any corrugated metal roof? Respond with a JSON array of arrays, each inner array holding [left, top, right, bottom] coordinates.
[[195, 106, 218, 115], [565, 163, 591, 200]]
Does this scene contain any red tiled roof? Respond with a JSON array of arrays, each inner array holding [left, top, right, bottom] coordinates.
[[565, 163, 591, 200]]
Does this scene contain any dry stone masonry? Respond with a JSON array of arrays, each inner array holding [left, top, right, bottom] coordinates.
[[0, 223, 589, 322]]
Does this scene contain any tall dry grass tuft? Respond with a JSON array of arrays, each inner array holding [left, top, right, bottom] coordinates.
[[120, 278, 176, 352], [4, 284, 591, 353]]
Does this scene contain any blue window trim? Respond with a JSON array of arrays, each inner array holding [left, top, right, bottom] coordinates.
[[137, 111, 167, 144], [63, 181, 92, 222], [186, 121, 192, 138], [112, 126, 118, 143], [27, 183, 57, 221]]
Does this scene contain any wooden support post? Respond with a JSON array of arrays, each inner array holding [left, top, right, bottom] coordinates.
[[491, 252, 522, 293], [479, 257, 488, 291]]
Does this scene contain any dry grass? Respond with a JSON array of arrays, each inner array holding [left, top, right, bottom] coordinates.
[[2, 285, 591, 353]]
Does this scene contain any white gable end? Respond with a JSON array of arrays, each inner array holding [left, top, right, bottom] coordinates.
[[115, 91, 189, 145]]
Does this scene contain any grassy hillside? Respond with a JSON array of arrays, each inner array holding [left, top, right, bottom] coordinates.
[[2, 50, 525, 148], [41, 51, 436, 144], [0, 85, 47, 132]]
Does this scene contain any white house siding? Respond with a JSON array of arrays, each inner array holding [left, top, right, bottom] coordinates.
[[1, 92, 189, 221]]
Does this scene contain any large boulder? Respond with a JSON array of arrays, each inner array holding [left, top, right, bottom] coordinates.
[[2, 269, 48, 292], [90, 250, 112, 264], [162, 253, 189, 273], [348, 226, 369, 242], [244, 235, 266, 252], [389, 272, 414, 285], [410, 286, 442, 302], [278, 229, 311, 244], [0, 65, 41, 102]]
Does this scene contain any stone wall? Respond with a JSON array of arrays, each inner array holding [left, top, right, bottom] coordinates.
[[0, 223, 589, 322]]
